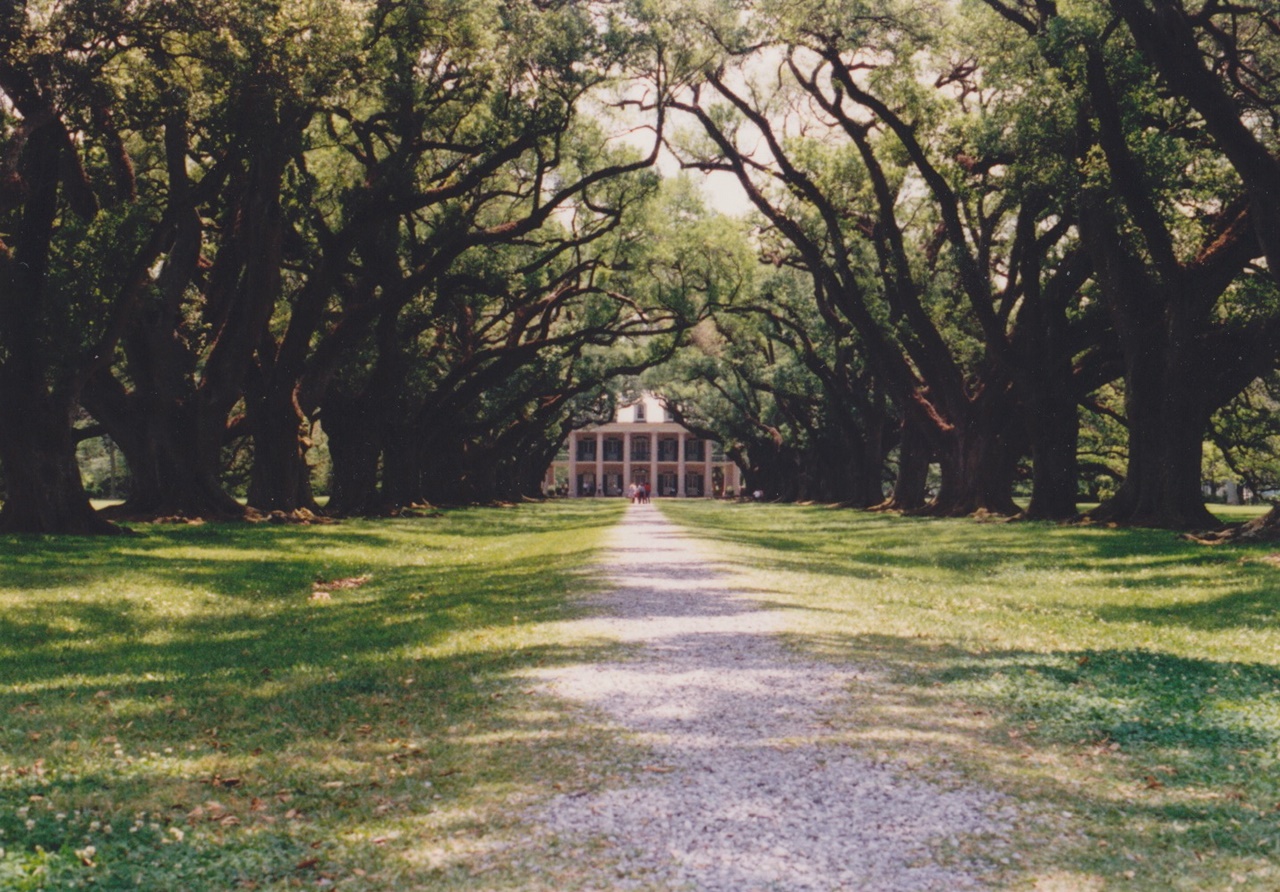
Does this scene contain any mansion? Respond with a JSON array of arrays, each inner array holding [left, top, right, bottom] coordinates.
[[546, 395, 740, 498]]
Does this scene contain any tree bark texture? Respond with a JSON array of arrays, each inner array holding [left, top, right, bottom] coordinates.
[[0, 390, 119, 534]]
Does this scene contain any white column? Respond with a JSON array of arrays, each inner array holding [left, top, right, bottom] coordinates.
[[623, 433, 631, 491], [677, 434, 687, 497], [567, 431, 578, 497], [705, 447, 714, 498], [595, 431, 604, 496], [649, 431, 658, 496]]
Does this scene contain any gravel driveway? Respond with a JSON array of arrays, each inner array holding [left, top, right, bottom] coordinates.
[[528, 503, 1014, 891]]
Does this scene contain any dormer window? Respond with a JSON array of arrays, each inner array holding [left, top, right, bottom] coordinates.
[[634, 403, 646, 422]]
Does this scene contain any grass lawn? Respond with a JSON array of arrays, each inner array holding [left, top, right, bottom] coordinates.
[[8, 498, 1280, 890], [0, 502, 638, 891], [659, 500, 1280, 891]]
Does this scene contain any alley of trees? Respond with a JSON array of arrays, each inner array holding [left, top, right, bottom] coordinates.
[[5, 0, 1280, 534]]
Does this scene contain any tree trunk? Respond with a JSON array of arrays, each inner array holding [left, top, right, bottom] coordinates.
[[246, 390, 319, 513], [930, 423, 1020, 517], [382, 422, 429, 508], [1088, 344, 1220, 529], [878, 416, 930, 511], [105, 403, 245, 519], [1012, 233, 1088, 521], [517, 446, 559, 499], [924, 385, 1022, 518], [322, 404, 384, 516], [0, 392, 119, 535], [0, 87, 118, 534], [856, 402, 889, 507], [805, 422, 879, 505], [1022, 382, 1080, 520], [742, 446, 798, 501]]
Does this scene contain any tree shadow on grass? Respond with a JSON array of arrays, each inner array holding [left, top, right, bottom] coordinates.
[[0, 508, 638, 889], [0, 629, 635, 889], [0, 551, 604, 687], [803, 631, 1280, 882], [673, 505, 1280, 633], [1093, 582, 1280, 631]]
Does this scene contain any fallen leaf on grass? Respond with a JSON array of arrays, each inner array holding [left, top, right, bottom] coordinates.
[[388, 747, 427, 762], [311, 575, 372, 599], [200, 774, 240, 788], [295, 857, 319, 870]]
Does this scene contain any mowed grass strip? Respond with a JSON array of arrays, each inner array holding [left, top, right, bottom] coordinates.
[[0, 501, 634, 891], [659, 500, 1280, 892]]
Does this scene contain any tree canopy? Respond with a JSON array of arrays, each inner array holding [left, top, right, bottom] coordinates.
[[3, 0, 1280, 531]]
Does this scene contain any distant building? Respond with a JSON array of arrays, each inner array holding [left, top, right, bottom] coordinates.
[[545, 394, 739, 498]]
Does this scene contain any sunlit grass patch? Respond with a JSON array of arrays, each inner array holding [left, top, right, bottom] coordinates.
[[0, 501, 641, 890], [659, 500, 1280, 891]]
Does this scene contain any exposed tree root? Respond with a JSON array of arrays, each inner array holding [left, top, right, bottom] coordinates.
[[1181, 505, 1280, 545]]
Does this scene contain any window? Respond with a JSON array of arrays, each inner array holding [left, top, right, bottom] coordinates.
[[575, 438, 596, 461], [685, 439, 705, 461], [603, 438, 623, 461], [631, 438, 650, 461], [659, 472, 678, 496], [634, 403, 646, 422], [685, 473, 704, 496], [658, 438, 679, 461]]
